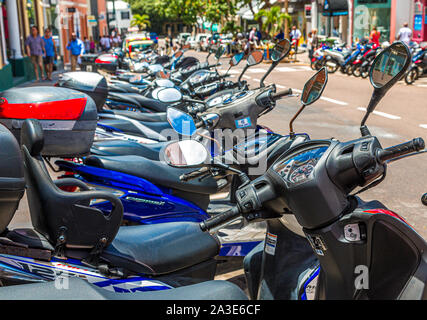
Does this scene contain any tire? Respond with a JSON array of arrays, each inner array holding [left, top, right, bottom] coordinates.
[[352, 64, 361, 77], [405, 68, 418, 85], [310, 60, 317, 70], [325, 58, 339, 73], [361, 69, 369, 78], [345, 65, 353, 75]]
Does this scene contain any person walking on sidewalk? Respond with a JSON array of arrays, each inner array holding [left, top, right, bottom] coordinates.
[[308, 28, 319, 60], [397, 22, 412, 47], [25, 26, 46, 82], [42, 28, 56, 81], [66, 33, 84, 71], [290, 25, 301, 61]]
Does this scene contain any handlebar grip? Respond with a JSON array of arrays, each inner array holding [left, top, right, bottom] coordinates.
[[272, 88, 293, 101], [179, 167, 209, 182], [200, 206, 241, 232], [377, 138, 425, 163]]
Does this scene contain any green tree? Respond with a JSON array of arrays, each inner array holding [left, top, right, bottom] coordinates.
[[130, 13, 151, 30], [255, 6, 291, 38]]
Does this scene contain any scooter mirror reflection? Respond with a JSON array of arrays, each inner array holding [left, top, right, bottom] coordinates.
[[230, 52, 244, 66], [164, 140, 209, 167], [166, 107, 197, 136], [370, 42, 411, 89], [301, 67, 328, 106], [156, 70, 170, 79], [156, 88, 182, 103], [173, 51, 183, 59], [247, 51, 264, 66], [422, 193, 427, 206], [271, 39, 291, 62]]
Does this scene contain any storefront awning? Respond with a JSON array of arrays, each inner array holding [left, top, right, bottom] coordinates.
[[322, 0, 348, 16]]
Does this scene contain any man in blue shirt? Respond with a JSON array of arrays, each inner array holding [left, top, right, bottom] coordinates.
[[66, 33, 84, 71], [43, 28, 57, 81]]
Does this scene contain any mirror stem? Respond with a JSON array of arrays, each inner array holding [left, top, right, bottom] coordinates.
[[238, 65, 249, 83], [260, 62, 277, 88], [289, 105, 305, 138]]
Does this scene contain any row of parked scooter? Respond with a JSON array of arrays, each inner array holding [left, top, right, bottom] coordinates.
[[0, 39, 425, 300], [311, 39, 427, 85]]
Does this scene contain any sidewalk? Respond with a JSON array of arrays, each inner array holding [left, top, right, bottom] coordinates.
[[17, 63, 74, 88]]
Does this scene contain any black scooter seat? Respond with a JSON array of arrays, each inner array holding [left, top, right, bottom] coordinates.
[[90, 140, 168, 160], [84, 155, 218, 195], [101, 222, 220, 275], [108, 92, 167, 113]]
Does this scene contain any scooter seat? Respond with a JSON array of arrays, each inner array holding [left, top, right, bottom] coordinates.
[[108, 92, 167, 113], [90, 140, 168, 160], [101, 222, 220, 275], [84, 155, 219, 195]]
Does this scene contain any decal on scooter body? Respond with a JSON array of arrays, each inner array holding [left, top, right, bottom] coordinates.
[[0, 254, 172, 293]]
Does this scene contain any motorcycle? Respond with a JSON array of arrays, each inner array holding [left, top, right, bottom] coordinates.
[[404, 44, 427, 85]]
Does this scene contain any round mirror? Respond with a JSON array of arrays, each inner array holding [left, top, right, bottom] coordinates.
[[247, 51, 264, 66], [154, 79, 175, 88], [301, 67, 328, 106], [370, 42, 411, 89], [167, 107, 197, 136], [156, 88, 182, 103], [230, 52, 244, 66], [271, 39, 291, 62], [164, 140, 209, 167], [215, 46, 226, 59]]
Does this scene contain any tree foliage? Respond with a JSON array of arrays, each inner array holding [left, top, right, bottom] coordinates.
[[130, 13, 151, 30], [255, 6, 291, 37]]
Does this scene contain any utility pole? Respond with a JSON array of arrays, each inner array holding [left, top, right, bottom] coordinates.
[[284, 0, 289, 39]]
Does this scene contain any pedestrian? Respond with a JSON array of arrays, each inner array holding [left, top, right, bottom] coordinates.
[[42, 28, 56, 81], [290, 25, 301, 60], [308, 28, 319, 60], [370, 26, 381, 46], [66, 32, 84, 71], [84, 36, 90, 53], [25, 25, 46, 82], [89, 36, 95, 53], [249, 27, 256, 42], [397, 22, 412, 46], [274, 29, 285, 41]]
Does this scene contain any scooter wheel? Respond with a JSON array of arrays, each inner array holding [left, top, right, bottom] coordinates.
[[405, 69, 418, 85], [361, 70, 369, 78], [325, 59, 339, 73], [422, 193, 427, 206], [352, 65, 361, 77], [310, 61, 317, 70]]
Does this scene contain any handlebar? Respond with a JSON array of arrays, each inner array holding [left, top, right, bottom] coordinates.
[[200, 206, 241, 231], [271, 88, 293, 101], [179, 167, 210, 182], [377, 138, 425, 163]]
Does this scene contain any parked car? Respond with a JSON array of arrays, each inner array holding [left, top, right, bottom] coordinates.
[[177, 32, 191, 45], [123, 33, 154, 58], [187, 33, 211, 51]]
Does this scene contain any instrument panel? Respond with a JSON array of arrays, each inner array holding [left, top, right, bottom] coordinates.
[[274, 146, 328, 184]]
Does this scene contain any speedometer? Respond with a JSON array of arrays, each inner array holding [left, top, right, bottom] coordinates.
[[275, 146, 328, 184]]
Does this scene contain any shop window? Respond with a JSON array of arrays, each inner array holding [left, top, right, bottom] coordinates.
[[354, 0, 391, 43], [121, 11, 130, 20]]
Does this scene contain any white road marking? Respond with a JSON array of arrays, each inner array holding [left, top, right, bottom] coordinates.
[[242, 75, 251, 79], [420, 124, 427, 129], [275, 67, 300, 72], [252, 78, 260, 82], [248, 68, 267, 73], [357, 107, 401, 120], [320, 97, 348, 106], [416, 84, 427, 88], [276, 84, 286, 89]]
